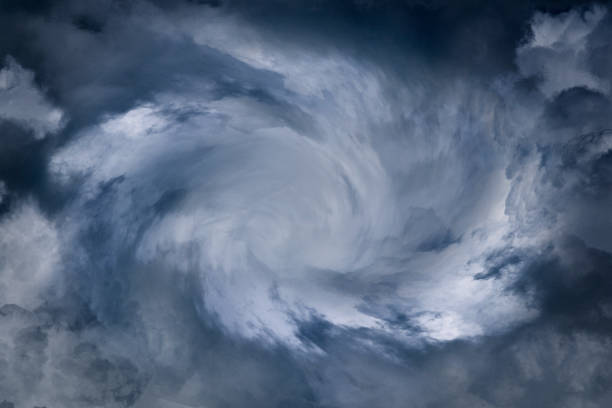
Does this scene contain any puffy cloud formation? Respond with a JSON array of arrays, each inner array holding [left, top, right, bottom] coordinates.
[[1, 1, 612, 407]]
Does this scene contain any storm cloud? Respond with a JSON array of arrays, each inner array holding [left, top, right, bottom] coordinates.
[[1, 1, 612, 407]]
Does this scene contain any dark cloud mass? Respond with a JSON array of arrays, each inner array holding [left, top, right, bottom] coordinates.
[[1, 0, 612, 407]]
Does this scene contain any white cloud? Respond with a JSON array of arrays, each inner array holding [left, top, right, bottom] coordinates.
[[0, 202, 61, 309], [50, 50, 537, 346], [517, 5, 608, 97], [0, 56, 64, 139], [46, 2, 597, 347]]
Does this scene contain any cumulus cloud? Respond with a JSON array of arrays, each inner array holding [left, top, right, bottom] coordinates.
[[517, 5, 609, 97]]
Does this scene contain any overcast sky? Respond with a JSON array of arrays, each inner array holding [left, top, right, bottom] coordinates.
[[1, 1, 612, 407]]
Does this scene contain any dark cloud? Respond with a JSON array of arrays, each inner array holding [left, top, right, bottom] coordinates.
[[1, 0, 612, 407]]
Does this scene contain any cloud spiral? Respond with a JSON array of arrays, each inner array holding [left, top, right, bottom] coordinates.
[[1, 1, 612, 407]]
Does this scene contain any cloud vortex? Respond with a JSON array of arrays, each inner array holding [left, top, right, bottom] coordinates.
[[1, 1, 612, 407]]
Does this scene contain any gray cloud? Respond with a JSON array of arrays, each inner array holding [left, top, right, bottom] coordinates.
[[1, 1, 611, 407], [0, 57, 64, 139]]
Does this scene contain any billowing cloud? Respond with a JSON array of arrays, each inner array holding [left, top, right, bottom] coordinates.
[[517, 5, 608, 97]]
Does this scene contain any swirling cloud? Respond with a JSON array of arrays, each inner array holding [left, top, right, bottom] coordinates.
[[1, 1, 612, 407]]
